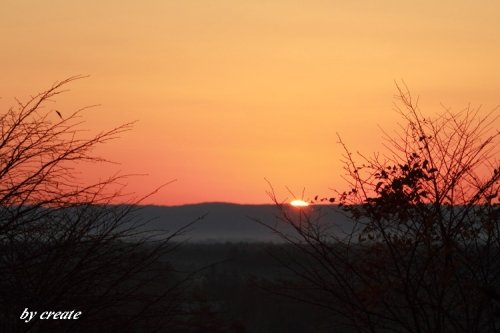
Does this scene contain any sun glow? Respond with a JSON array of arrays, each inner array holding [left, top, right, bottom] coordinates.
[[290, 199, 310, 207]]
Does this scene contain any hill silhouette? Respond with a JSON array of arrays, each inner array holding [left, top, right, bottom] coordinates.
[[136, 202, 351, 242]]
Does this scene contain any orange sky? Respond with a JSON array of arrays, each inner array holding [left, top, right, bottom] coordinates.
[[1, 1, 499, 205]]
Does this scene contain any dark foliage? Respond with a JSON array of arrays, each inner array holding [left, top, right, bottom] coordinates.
[[259, 85, 499, 332], [0, 78, 194, 332]]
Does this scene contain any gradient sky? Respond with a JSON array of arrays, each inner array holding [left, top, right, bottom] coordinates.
[[1, 1, 499, 205]]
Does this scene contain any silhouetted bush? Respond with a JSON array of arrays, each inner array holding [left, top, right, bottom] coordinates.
[[0, 78, 194, 332], [260, 85, 499, 332]]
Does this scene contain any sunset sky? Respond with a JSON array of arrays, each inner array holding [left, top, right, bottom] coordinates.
[[1, 1, 499, 205]]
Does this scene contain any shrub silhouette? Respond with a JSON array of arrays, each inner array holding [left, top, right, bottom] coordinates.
[[260, 85, 499, 333], [0, 77, 193, 332]]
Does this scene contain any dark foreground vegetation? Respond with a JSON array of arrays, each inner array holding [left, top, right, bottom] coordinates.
[[169, 241, 500, 333], [170, 242, 337, 333], [5, 235, 500, 332]]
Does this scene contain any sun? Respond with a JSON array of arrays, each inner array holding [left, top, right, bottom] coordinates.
[[290, 199, 310, 207]]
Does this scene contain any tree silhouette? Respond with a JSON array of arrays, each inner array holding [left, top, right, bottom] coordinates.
[[0, 77, 195, 332], [260, 85, 499, 333]]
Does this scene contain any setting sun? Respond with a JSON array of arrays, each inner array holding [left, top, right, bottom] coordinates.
[[290, 199, 310, 207]]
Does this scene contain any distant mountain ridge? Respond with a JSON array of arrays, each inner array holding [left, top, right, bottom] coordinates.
[[133, 202, 350, 243]]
